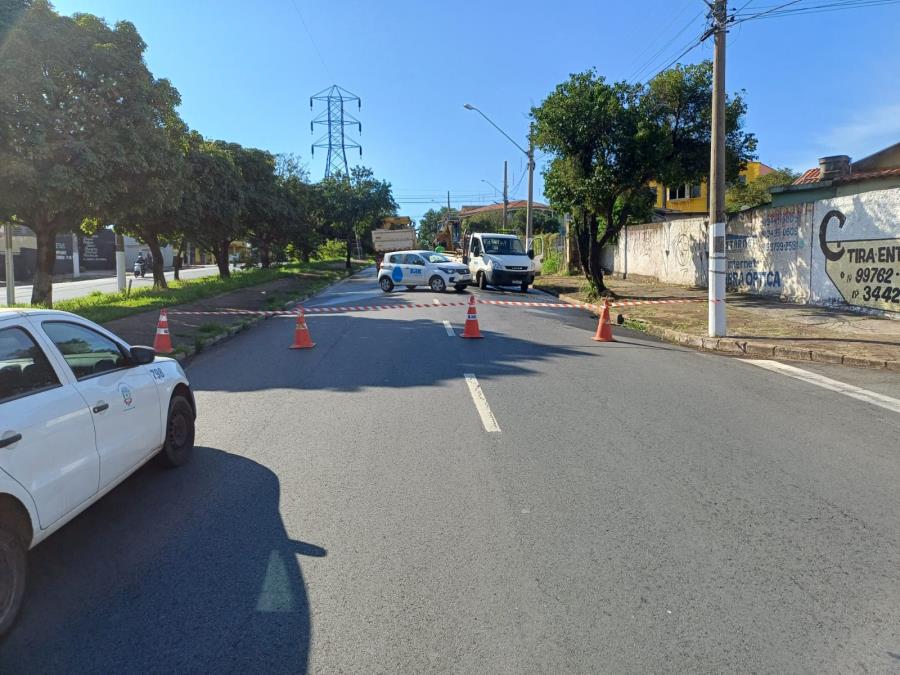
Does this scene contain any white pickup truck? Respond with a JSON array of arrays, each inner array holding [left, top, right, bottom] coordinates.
[[463, 232, 537, 292]]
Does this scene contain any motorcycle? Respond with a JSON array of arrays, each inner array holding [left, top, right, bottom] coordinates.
[[133, 260, 146, 278]]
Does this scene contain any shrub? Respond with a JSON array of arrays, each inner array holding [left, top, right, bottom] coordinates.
[[314, 239, 346, 260]]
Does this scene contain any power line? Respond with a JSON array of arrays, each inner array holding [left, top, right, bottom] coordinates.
[[287, 0, 332, 81], [628, 8, 708, 82], [623, 0, 696, 76], [733, 0, 900, 22]]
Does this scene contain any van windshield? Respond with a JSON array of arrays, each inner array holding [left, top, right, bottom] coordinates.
[[482, 237, 525, 255]]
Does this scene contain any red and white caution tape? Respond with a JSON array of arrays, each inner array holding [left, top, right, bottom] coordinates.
[[166, 296, 707, 318]]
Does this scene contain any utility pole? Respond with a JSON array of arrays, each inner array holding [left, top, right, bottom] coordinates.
[[503, 160, 509, 229], [708, 0, 727, 337], [4, 224, 15, 306], [115, 233, 126, 292], [72, 232, 80, 279], [526, 134, 534, 251]]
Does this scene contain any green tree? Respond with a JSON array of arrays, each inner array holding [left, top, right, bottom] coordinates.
[[533, 72, 663, 291], [0, 2, 172, 304], [725, 168, 799, 213], [187, 140, 244, 278], [319, 167, 397, 269], [97, 76, 188, 289], [645, 61, 757, 189], [229, 145, 280, 268], [533, 65, 757, 292]]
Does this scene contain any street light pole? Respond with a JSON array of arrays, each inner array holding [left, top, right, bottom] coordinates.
[[464, 103, 533, 249]]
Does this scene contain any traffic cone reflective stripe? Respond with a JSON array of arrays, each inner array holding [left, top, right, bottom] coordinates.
[[460, 296, 483, 339], [592, 300, 614, 342], [289, 308, 316, 349], [153, 308, 174, 354]]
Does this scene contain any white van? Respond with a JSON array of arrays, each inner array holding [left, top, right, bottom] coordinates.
[[464, 233, 536, 292]]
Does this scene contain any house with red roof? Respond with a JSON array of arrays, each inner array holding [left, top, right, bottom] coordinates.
[[771, 142, 900, 207]]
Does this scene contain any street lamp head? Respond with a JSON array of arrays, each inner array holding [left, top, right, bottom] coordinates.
[[463, 103, 475, 111]]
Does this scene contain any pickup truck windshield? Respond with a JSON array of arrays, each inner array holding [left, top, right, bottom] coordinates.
[[482, 237, 525, 255]]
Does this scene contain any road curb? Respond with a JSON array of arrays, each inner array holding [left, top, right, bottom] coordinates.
[[555, 292, 898, 371], [173, 266, 367, 365]]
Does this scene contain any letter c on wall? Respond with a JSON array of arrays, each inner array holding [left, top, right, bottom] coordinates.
[[819, 210, 846, 262]]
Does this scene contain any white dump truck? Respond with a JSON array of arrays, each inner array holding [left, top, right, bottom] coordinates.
[[371, 218, 417, 270]]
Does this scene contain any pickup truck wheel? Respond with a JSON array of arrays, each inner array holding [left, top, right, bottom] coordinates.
[[0, 524, 27, 637], [157, 395, 195, 468], [379, 276, 394, 292], [478, 272, 488, 290], [429, 275, 447, 293]]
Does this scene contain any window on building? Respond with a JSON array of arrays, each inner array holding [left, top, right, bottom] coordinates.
[[668, 184, 688, 200], [690, 184, 702, 198]]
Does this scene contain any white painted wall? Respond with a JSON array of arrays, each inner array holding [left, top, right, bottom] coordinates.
[[602, 186, 900, 315]]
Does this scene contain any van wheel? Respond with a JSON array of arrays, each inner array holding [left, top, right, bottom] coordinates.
[[478, 272, 488, 290], [0, 524, 27, 637], [429, 275, 447, 293], [379, 276, 394, 292], [520, 281, 529, 293], [157, 395, 195, 468]]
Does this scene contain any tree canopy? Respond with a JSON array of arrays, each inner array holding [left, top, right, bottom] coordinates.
[[0, 1, 397, 305], [532, 62, 757, 292]]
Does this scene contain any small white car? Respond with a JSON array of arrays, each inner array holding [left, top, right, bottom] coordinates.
[[378, 250, 472, 293], [0, 309, 196, 635]]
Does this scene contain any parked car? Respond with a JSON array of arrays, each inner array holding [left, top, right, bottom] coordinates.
[[378, 250, 471, 293], [0, 309, 196, 635]]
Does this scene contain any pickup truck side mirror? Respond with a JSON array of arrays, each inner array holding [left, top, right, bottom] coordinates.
[[130, 345, 156, 365], [527, 248, 535, 260]]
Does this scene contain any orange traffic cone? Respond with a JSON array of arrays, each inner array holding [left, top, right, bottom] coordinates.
[[289, 307, 316, 349], [460, 295, 483, 339], [153, 308, 174, 354], [592, 300, 614, 342]]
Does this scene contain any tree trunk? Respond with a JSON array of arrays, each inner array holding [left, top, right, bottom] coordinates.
[[259, 243, 271, 269], [145, 234, 168, 289], [301, 248, 311, 264], [585, 213, 606, 293], [345, 237, 352, 270], [215, 240, 231, 278], [574, 217, 591, 281], [173, 239, 183, 281], [31, 224, 57, 306]]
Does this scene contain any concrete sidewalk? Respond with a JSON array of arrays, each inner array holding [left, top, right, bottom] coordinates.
[[536, 274, 900, 370]]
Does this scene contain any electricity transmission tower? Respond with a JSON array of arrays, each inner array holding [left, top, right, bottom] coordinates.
[[310, 85, 362, 178]]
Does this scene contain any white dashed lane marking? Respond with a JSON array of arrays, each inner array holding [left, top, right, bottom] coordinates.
[[442, 320, 455, 337], [464, 373, 501, 433]]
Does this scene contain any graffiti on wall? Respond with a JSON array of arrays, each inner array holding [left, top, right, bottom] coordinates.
[[725, 205, 806, 292], [819, 209, 900, 311]]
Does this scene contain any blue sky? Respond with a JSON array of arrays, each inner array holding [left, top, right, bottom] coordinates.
[[52, 0, 900, 222]]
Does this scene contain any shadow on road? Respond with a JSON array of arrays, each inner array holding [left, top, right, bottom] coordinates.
[[188, 313, 597, 394], [0, 447, 320, 674]]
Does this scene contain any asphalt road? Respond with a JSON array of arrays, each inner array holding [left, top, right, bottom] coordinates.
[[0, 265, 220, 305], [3, 271, 900, 673]]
